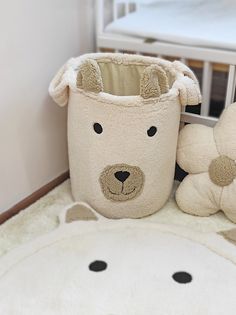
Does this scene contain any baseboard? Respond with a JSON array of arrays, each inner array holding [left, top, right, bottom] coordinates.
[[0, 171, 70, 225]]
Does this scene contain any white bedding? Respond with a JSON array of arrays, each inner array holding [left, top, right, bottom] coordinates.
[[105, 0, 236, 51]]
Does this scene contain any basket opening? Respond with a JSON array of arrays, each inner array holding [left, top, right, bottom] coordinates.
[[97, 60, 174, 97]]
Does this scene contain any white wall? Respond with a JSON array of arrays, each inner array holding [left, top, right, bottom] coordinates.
[[0, 0, 95, 212]]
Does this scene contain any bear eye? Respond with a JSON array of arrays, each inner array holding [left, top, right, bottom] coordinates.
[[147, 126, 157, 137], [89, 260, 107, 272], [93, 123, 103, 134], [172, 271, 192, 284]]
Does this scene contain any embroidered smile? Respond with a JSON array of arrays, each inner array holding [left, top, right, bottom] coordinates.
[[108, 186, 136, 196]]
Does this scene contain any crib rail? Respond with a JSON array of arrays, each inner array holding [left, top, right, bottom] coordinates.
[[96, 0, 236, 127], [225, 65, 236, 107], [113, 0, 131, 19]]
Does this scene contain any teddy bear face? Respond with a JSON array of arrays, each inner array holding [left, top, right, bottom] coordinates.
[[68, 90, 180, 219], [0, 219, 236, 315], [176, 102, 236, 223]]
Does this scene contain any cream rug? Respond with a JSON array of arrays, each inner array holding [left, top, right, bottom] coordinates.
[[0, 179, 235, 257], [0, 204, 236, 314]]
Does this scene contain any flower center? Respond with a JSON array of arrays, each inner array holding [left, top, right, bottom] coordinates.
[[209, 155, 236, 187]]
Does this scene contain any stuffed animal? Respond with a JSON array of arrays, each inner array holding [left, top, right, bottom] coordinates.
[[0, 203, 236, 314], [176, 102, 236, 223], [49, 53, 201, 218]]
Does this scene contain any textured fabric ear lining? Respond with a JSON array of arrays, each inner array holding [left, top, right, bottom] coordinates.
[[173, 60, 202, 106], [48, 63, 69, 107], [178, 76, 201, 106], [219, 229, 236, 246], [76, 59, 103, 93], [173, 60, 199, 84], [140, 64, 169, 99], [60, 204, 98, 224]]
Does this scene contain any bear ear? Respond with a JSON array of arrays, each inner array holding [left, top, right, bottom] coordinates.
[[59, 203, 98, 225], [76, 59, 103, 93], [218, 228, 236, 246], [49, 63, 70, 107], [172, 60, 202, 106], [140, 64, 169, 99]]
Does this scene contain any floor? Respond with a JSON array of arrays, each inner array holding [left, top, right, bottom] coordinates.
[[0, 180, 234, 257]]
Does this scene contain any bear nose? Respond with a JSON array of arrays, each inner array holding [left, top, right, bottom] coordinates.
[[114, 171, 130, 183]]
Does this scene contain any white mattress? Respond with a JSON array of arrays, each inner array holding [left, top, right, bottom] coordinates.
[[105, 1, 236, 51]]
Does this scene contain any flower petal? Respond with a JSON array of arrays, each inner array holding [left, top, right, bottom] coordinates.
[[214, 103, 236, 159], [177, 124, 218, 173], [220, 180, 236, 223], [176, 173, 222, 216]]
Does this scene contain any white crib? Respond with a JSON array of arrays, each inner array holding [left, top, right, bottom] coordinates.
[[96, 0, 236, 127]]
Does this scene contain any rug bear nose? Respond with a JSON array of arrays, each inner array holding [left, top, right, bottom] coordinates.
[[114, 171, 130, 183]]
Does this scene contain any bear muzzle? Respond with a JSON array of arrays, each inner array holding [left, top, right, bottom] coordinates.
[[99, 164, 144, 202]]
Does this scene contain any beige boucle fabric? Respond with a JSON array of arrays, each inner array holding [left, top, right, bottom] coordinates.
[[209, 155, 236, 187], [140, 64, 169, 98], [49, 53, 201, 219], [77, 59, 103, 93], [99, 164, 144, 202], [176, 102, 236, 223]]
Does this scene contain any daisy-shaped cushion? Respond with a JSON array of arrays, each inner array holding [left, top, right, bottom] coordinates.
[[176, 103, 236, 223]]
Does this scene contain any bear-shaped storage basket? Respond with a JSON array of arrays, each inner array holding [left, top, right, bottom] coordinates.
[[49, 53, 201, 219]]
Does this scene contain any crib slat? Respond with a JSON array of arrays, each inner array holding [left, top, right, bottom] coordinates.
[[96, 0, 104, 35], [113, 1, 118, 20], [135, 2, 140, 11], [225, 65, 236, 107], [180, 57, 188, 127], [201, 61, 213, 116], [180, 58, 189, 66], [181, 112, 217, 127], [124, 1, 129, 15], [180, 106, 186, 129]]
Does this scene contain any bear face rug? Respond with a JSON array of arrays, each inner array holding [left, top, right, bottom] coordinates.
[[176, 102, 236, 223], [49, 53, 201, 219], [0, 203, 236, 315]]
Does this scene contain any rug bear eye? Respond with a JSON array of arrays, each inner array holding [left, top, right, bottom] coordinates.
[[93, 123, 103, 134], [147, 126, 157, 137], [172, 271, 193, 284], [89, 260, 107, 272]]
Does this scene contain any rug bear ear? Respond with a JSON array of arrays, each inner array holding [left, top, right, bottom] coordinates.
[[76, 59, 103, 93], [59, 203, 98, 225], [140, 64, 169, 99], [218, 228, 236, 246]]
